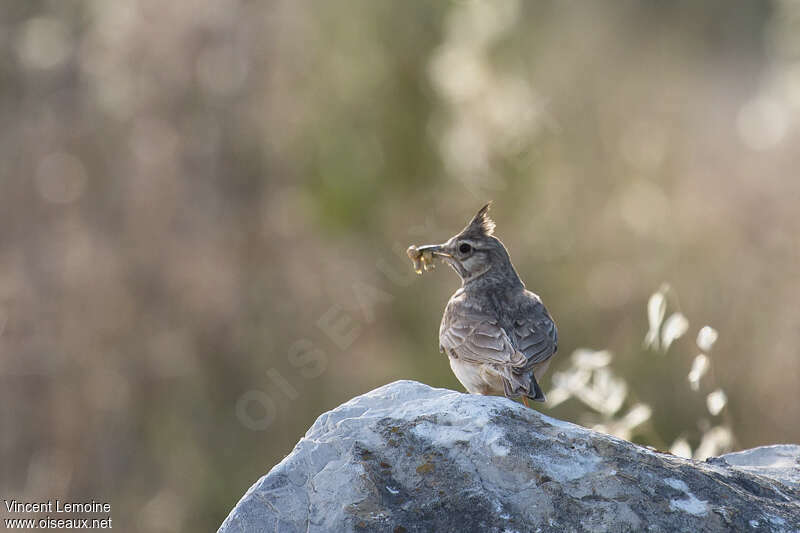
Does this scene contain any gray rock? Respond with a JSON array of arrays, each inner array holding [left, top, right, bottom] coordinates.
[[219, 380, 800, 533]]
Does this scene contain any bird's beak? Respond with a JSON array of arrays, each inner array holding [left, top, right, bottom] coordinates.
[[415, 244, 452, 258]]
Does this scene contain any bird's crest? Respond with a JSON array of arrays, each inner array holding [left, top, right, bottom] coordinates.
[[463, 202, 495, 237]]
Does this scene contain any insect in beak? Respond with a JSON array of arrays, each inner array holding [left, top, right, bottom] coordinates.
[[406, 244, 450, 275]]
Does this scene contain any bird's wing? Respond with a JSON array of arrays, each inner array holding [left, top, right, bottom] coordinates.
[[439, 304, 527, 367], [509, 301, 558, 367]]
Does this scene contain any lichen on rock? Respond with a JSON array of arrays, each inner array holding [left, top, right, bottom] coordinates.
[[219, 381, 800, 533]]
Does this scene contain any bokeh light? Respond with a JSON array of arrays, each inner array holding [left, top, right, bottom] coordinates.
[[1, 2, 799, 531]]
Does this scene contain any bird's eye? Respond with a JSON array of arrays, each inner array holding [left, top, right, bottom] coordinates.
[[459, 243, 472, 254]]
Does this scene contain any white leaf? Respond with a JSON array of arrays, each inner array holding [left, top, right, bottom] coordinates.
[[574, 367, 627, 416], [622, 403, 652, 428], [693, 426, 734, 460], [544, 386, 571, 408], [593, 403, 651, 440], [706, 389, 727, 416], [571, 348, 612, 369], [644, 290, 666, 350], [661, 312, 689, 352], [551, 368, 592, 393], [670, 438, 692, 459], [696, 326, 719, 352], [687, 354, 710, 391]]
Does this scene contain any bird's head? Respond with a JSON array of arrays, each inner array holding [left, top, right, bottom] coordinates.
[[410, 203, 523, 289]]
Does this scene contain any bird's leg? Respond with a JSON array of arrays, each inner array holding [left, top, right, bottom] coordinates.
[[521, 396, 530, 408]]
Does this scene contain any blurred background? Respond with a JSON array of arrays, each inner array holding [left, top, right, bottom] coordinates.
[[2, 0, 800, 531]]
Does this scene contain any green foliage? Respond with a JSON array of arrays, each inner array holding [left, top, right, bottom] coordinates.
[[1, 1, 797, 532]]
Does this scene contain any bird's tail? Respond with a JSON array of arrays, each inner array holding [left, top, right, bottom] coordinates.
[[503, 370, 547, 403], [529, 374, 546, 402]]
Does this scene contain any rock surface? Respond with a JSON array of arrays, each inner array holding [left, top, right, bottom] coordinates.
[[219, 381, 800, 533]]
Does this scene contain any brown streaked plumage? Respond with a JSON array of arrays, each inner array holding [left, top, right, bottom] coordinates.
[[408, 203, 558, 403]]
